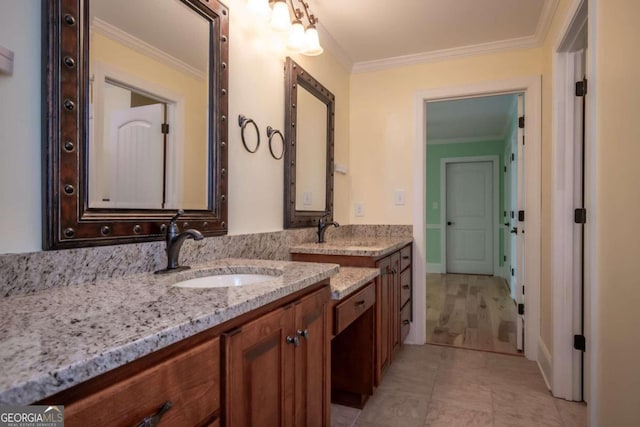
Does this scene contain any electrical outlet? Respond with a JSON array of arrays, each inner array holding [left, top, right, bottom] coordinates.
[[303, 191, 312, 206], [355, 202, 365, 217], [394, 189, 406, 206]]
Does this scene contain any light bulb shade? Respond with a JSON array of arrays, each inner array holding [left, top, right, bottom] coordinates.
[[287, 21, 306, 52], [247, 0, 270, 17], [303, 26, 323, 56], [270, 1, 291, 32]]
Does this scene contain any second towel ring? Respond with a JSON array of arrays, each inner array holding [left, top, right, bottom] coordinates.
[[267, 126, 284, 160], [238, 114, 260, 153]]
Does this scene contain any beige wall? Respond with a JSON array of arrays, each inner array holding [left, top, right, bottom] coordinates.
[[349, 48, 543, 224], [225, 0, 350, 235], [0, 0, 350, 253], [592, 0, 640, 423]]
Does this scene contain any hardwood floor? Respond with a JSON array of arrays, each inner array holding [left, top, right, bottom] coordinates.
[[426, 273, 520, 355], [332, 345, 587, 427]]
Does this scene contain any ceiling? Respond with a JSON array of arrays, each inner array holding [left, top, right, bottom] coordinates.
[[314, 0, 557, 72], [426, 95, 518, 144]]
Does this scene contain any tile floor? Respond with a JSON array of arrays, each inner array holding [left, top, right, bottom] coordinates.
[[426, 274, 520, 355], [331, 344, 586, 427]]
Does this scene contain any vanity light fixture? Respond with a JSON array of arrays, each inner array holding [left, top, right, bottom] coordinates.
[[249, 0, 324, 56]]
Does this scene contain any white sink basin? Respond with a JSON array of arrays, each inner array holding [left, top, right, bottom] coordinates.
[[173, 273, 277, 289]]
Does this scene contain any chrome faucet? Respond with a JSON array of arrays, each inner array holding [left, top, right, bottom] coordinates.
[[317, 212, 339, 243], [155, 210, 204, 274]]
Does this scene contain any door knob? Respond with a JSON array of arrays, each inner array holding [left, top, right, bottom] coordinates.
[[447, 221, 454, 226], [510, 227, 518, 234]]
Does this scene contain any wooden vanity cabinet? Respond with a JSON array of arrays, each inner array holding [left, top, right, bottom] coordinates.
[[292, 243, 412, 386], [41, 283, 331, 427], [224, 286, 330, 427]]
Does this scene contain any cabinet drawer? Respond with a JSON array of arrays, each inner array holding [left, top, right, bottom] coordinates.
[[400, 245, 412, 272], [400, 268, 411, 308], [335, 281, 375, 335], [65, 338, 220, 427], [401, 302, 411, 343]]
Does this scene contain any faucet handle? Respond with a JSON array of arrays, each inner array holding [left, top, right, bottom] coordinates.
[[169, 209, 184, 224]]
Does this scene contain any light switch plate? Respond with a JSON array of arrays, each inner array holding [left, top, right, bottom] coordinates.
[[354, 202, 365, 217], [303, 191, 312, 206], [394, 189, 406, 206]]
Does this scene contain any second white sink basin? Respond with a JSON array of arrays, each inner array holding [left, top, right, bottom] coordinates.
[[173, 273, 277, 289]]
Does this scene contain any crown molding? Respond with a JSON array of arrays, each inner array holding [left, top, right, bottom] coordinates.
[[427, 135, 506, 145], [91, 18, 206, 81], [351, 0, 559, 74]]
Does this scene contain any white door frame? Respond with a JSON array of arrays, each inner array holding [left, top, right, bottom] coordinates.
[[440, 156, 499, 275], [551, 0, 589, 402], [410, 76, 541, 363]]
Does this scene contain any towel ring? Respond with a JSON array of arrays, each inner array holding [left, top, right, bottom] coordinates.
[[267, 126, 284, 160], [238, 114, 260, 153]]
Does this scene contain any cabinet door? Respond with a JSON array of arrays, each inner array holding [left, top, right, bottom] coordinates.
[[294, 287, 330, 427], [225, 306, 296, 427]]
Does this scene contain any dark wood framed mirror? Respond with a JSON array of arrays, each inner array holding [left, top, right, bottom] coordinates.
[[284, 57, 335, 228], [42, 0, 229, 249]]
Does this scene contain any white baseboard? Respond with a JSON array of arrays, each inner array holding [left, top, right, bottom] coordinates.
[[426, 263, 442, 273], [537, 336, 553, 391]]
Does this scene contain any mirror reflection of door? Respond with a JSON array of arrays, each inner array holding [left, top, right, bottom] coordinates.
[[295, 86, 327, 212], [88, 0, 210, 211]]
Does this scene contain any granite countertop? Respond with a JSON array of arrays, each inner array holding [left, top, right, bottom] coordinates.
[[329, 267, 380, 300], [0, 258, 339, 405], [289, 237, 413, 257]]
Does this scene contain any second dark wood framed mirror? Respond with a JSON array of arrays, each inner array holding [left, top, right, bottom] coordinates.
[[284, 57, 335, 228], [42, 0, 229, 249]]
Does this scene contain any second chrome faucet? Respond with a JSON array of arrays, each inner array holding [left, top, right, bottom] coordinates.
[[155, 210, 204, 274]]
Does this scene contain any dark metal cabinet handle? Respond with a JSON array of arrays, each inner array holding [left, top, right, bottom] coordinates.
[[297, 329, 309, 339], [402, 255, 410, 260], [402, 320, 410, 325], [286, 335, 300, 347], [402, 285, 410, 289], [354, 300, 366, 308], [135, 401, 172, 427]]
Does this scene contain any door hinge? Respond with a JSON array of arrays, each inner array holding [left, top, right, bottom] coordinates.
[[518, 303, 525, 315], [511, 267, 515, 277], [511, 153, 515, 162], [161, 123, 170, 134], [503, 255, 507, 262], [573, 334, 586, 351], [511, 211, 514, 219], [574, 208, 587, 224], [575, 79, 588, 97], [518, 116, 525, 129], [504, 166, 507, 173], [503, 210, 507, 217], [518, 210, 525, 222], [522, 285, 525, 295]]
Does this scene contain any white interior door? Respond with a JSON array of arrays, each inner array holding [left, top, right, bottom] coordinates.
[[445, 161, 493, 274], [515, 94, 526, 351], [109, 104, 165, 209]]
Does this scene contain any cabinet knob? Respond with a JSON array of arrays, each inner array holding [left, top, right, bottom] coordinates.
[[135, 400, 172, 427], [297, 329, 310, 339], [402, 285, 410, 289], [354, 300, 366, 309], [286, 335, 300, 347], [402, 255, 410, 260]]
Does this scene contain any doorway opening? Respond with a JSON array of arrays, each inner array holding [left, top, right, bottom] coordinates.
[[410, 74, 541, 364], [424, 94, 524, 356]]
